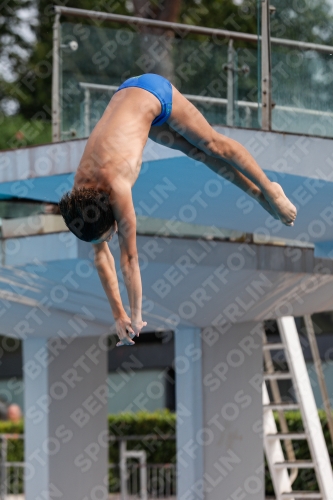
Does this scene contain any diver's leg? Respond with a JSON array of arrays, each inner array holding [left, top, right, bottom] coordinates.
[[168, 87, 297, 226], [149, 124, 278, 218]]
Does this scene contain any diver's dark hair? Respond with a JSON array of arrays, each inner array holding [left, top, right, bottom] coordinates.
[[58, 188, 115, 242]]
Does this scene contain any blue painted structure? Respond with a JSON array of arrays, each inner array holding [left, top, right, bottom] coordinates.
[[1, 127, 333, 257]]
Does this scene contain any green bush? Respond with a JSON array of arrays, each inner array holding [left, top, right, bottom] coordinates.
[[108, 410, 176, 464], [0, 114, 51, 151], [0, 410, 332, 494], [0, 420, 23, 462]]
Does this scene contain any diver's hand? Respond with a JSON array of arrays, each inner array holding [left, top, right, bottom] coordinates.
[[115, 314, 135, 347], [131, 319, 147, 337]]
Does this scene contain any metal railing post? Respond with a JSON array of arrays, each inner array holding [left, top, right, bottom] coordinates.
[[84, 88, 91, 137], [226, 39, 235, 127], [120, 439, 127, 500], [261, 0, 272, 130], [139, 452, 148, 500], [52, 13, 61, 142]]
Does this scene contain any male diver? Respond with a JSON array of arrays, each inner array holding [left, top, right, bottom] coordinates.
[[59, 73, 297, 346]]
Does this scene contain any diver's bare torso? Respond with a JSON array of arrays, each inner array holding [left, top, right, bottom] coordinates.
[[74, 87, 163, 192]]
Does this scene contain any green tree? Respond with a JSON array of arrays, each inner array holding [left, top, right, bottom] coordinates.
[[271, 0, 333, 44], [180, 0, 257, 34], [133, 0, 182, 80], [17, 0, 132, 121], [0, 0, 36, 113]]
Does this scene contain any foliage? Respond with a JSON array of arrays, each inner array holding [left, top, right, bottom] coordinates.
[[0, 0, 37, 113], [0, 419, 24, 463], [270, 0, 333, 44], [0, 114, 51, 151], [180, 0, 257, 34], [108, 410, 176, 464]]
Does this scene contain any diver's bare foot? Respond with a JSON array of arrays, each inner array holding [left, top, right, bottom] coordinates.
[[249, 188, 279, 219], [264, 182, 297, 226], [256, 192, 279, 219]]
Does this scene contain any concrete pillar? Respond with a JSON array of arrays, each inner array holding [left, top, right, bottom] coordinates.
[[202, 321, 264, 500], [175, 327, 204, 498], [175, 322, 264, 500], [23, 336, 108, 500]]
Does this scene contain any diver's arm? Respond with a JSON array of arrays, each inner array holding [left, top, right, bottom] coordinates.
[[93, 242, 135, 345], [111, 182, 147, 335]]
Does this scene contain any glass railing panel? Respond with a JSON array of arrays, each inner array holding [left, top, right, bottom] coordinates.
[[271, 46, 333, 137], [233, 46, 260, 129], [59, 22, 260, 139], [57, 9, 333, 140]]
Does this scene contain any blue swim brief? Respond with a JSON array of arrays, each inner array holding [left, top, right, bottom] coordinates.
[[115, 73, 173, 126]]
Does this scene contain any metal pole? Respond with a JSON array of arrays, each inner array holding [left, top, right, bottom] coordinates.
[[78, 81, 333, 118], [52, 13, 61, 142], [120, 440, 127, 500], [244, 106, 252, 128], [226, 39, 235, 127], [261, 0, 272, 131], [84, 89, 91, 137], [303, 314, 333, 447], [53, 6, 333, 54], [54, 6, 261, 43], [139, 452, 148, 500]]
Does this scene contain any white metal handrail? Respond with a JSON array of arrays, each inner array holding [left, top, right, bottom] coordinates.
[[79, 81, 333, 137], [54, 6, 333, 54], [80, 81, 333, 115], [120, 440, 148, 500]]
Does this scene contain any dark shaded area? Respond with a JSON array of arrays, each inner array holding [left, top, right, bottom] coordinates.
[[0, 332, 176, 411], [0, 199, 58, 219], [264, 317, 333, 362], [108, 331, 174, 371], [0, 336, 22, 378]]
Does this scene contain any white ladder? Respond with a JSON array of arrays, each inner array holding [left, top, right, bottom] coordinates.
[[263, 316, 333, 500]]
